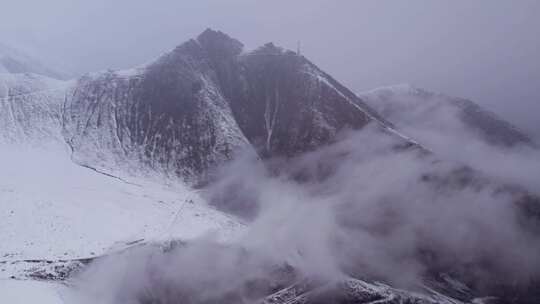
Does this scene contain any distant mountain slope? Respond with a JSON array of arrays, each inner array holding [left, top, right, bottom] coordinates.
[[0, 73, 69, 146], [1, 30, 539, 304], [0, 43, 68, 80], [359, 84, 534, 148]]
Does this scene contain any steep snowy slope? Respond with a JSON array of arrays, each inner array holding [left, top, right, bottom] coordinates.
[[0, 70, 245, 303], [359, 84, 534, 148], [0, 73, 69, 146], [0, 70, 243, 262], [0, 43, 67, 79], [63, 66, 250, 183], [259, 278, 465, 304]]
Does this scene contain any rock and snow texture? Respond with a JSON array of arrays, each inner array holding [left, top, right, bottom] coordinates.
[[260, 278, 464, 304], [359, 84, 534, 149], [0, 73, 69, 146], [224, 41, 379, 157], [0, 38, 248, 299], [0, 43, 67, 80], [63, 29, 412, 184], [63, 66, 250, 183]]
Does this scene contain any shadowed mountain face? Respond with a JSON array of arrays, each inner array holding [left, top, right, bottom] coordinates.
[[63, 29, 401, 182], [203, 33, 380, 158], [359, 85, 534, 148]]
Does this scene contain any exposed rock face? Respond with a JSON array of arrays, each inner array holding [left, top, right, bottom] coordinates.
[[359, 84, 534, 148], [63, 29, 402, 182], [210, 37, 378, 158]]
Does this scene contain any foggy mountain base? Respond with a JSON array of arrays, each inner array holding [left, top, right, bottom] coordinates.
[[72, 125, 540, 304]]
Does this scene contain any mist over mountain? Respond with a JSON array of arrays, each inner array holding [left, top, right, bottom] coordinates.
[[0, 43, 68, 80], [0, 29, 539, 304], [359, 84, 534, 148]]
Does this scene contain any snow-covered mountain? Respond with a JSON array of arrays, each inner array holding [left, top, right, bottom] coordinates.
[[359, 84, 534, 149], [0, 30, 440, 304], [0, 73, 70, 146], [0, 43, 68, 80], [1, 30, 417, 185], [63, 29, 414, 184], [1, 30, 539, 304]]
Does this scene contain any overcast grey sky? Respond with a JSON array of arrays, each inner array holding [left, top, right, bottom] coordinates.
[[1, 0, 539, 140]]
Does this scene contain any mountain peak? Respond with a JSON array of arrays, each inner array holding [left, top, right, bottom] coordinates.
[[196, 28, 243, 57], [197, 28, 226, 40]]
